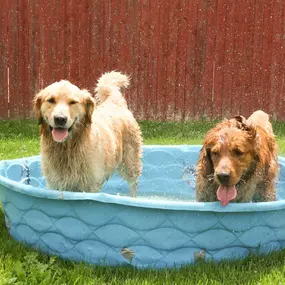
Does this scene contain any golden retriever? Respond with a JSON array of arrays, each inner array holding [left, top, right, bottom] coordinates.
[[196, 110, 278, 206], [34, 71, 142, 196]]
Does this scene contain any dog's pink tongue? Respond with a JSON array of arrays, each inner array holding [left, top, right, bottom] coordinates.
[[52, 128, 68, 142], [217, 185, 237, 206]]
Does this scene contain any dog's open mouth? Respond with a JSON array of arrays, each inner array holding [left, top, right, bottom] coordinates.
[[49, 119, 76, 142], [217, 185, 237, 206], [52, 128, 69, 142], [50, 125, 73, 142]]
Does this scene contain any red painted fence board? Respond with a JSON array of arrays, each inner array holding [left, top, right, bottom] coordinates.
[[0, 0, 285, 121]]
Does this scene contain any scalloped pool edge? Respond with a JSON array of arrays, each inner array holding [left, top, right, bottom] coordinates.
[[1, 145, 285, 213]]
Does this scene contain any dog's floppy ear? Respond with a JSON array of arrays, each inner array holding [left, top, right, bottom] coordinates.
[[235, 115, 257, 138], [199, 145, 214, 177], [81, 90, 95, 126], [234, 115, 247, 127], [246, 121, 257, 138], [33, 91, 44, 125]]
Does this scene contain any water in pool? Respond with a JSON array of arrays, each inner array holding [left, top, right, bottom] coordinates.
[[5, 153, 285, 202]]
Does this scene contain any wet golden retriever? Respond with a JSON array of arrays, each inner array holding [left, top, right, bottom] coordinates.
[[196, 110, 278, 206], [34, 71, 142, 196]]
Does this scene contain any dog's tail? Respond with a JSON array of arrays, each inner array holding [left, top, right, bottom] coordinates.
[[95, 71, 130, 103]]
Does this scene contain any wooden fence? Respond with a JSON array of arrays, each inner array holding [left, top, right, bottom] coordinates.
[[1, 0, 285, 120]]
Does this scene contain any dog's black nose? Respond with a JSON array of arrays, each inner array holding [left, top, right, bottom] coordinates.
[[54, 115, 67, 126], [217, 172, 231, 184]]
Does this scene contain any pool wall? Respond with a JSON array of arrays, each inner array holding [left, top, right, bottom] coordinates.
[[1, 146, 285, 268]]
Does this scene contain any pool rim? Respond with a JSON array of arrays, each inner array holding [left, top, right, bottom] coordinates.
[[1, 145, 285, 213]]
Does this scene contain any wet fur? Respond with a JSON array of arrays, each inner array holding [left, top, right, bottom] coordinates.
[[34, 71, 142, 196], [196, 110, 278, 203]]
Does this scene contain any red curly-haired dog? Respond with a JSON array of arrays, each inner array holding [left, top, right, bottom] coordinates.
[[196, 110, 278, 206]]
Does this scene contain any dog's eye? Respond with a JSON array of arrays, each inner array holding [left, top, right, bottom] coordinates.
[[233, 149, 244, 156], [69, 100, 78, 105], [211, 151, 219, 157], [47, 98, 55, 104]]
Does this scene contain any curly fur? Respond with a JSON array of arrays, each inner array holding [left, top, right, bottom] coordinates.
[[196, 110, 278, 203]]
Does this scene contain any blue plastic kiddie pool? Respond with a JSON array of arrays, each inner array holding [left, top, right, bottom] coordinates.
[[0, 145, 285, 268]]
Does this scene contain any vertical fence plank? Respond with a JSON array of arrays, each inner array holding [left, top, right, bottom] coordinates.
[[121, 0, 134, 111], [251, 1, 265, 112], [222, 1, 235, 118], [260, 0, 274, 114], [213, 0, 227, 119], [276, 1, 285, 119], [231, 0, 246, 116], [102, 1, 111, 72], [63, 0, 72, 81], [129, 0, 141, 117], [145, 0, 159, 120], [109, 0, 120, 71], [0, 0, 10, 119], [88, 0, 101, 89], [239, 0, 255, 118], [29, 0, 40, 101], [118, 0, 128, 74], [271, 0, 284, 119], [202, 0, 218, 119], [156, 0, 170, 120], [8, 1, 20, 118], [79, 0, 91, 88], [122, 0, 133, 111], [137, 0, 149, 120], [52, 0, 66, 83], [145, 0, 157, 120], [184, 0, 198, 120], [164, 0, 178, 121], [174, 0, 189, 121], [194, 0, 207, 119], [37, 0, 51, 88], [16, 0, 30, 118], [69, 0, 80, 85]]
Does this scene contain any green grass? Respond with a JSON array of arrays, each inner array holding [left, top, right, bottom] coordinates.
[[1, 119, 285, 160], [1, 119, 285, 284]]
